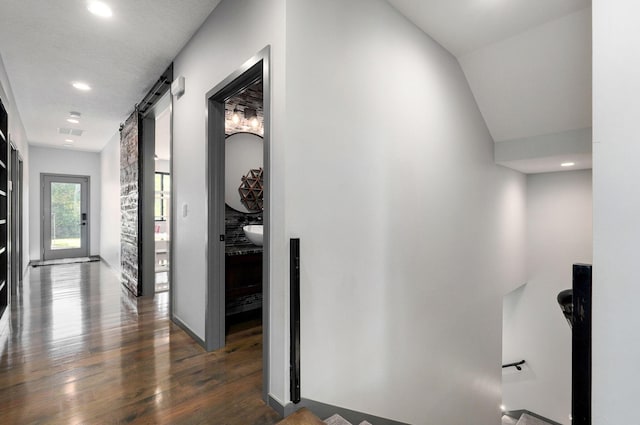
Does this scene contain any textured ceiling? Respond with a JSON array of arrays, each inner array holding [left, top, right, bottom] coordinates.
[[0, 0, 221, 152]]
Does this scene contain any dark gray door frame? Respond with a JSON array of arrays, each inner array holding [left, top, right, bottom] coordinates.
[[18, 156, 23, 280], [9, 144, 19, 291], [205, 46, 271, 401], [41, 173, 90, 260]]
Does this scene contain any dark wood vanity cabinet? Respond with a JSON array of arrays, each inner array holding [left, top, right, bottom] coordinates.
[[225, 252, 262, 316]]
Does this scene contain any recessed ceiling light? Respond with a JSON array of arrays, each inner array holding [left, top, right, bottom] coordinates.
[[87, 1, 113, 18], [561, 162, 575, 167], [72, 81, 91, 91], [67, 118, 80, 124]]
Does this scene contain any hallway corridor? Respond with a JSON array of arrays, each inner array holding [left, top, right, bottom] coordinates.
[[0, 261, 279, 424]]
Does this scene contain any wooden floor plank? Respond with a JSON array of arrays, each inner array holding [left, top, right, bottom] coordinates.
[[0, 261, 281, 424]]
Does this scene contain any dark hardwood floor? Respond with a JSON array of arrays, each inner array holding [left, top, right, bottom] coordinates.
[[0, 261, 281, 424]]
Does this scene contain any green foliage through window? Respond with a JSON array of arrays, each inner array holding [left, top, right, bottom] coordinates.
[[51, 182, 81, 239]]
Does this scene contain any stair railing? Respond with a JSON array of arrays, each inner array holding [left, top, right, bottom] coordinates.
[[502, 360, 526, 371]]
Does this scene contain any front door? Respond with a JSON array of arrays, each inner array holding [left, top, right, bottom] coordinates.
[[42, 174, 89, 260]]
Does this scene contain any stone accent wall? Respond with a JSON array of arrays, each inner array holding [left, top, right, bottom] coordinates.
[[120, 111, 141, 296], [225, 205, 262, 247]]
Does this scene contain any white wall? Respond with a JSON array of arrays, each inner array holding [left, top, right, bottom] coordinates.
[[100, 132, 120, 271], [171, 1, 528, 420], [503, 170, 592, 425], [286, 1, 526, 423], [593, 1, 640, 423], [171, 0, 287, 400], [0, 55, 28, 158], [0, 54, 30, 276], [155, 159, 169, 174], [100, 126, 171, 275], [155, 104, 171, 162], [28, 146, 101, 261]]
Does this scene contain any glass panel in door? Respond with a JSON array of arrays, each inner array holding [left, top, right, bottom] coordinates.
[[50, 182, 82, 250]]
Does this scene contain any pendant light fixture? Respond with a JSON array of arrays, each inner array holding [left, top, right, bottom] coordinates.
[[231, 107, 242, 126], [244, 107, 260, 130]]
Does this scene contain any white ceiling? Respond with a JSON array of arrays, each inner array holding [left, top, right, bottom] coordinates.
[[386, 0, 590, 56], [1, 0, 592, 173], [387, 0, 592, 173], [459, 8, 591, 143], [0, 0, 221, 152]]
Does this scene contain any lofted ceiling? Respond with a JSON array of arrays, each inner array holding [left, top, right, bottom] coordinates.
[[0, 0, 221, 152], [387, 0, 592, 173], [386, 0, 590, 56], [0, 0, 592, 173]]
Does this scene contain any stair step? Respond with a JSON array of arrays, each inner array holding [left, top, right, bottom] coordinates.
[[324, 414, 372, 425], [503, 410, 560, 425], [516, 413, 555, 425], [325, 414, 351, 425], [276, 408, 374, 425], [502, 416, 519, 425], [276, 408, 324, 425]]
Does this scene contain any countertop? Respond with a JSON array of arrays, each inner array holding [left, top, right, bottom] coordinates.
[[225, 244, 263, 256]]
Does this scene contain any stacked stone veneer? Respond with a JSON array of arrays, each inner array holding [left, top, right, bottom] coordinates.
[[225, 205, 262, 247], [120, 111, 141, 296]]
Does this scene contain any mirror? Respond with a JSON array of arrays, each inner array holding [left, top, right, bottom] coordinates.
[[225, 132, 263, 213]]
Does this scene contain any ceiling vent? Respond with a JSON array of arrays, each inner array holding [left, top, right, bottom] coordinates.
[[58, 128, 84, 136]]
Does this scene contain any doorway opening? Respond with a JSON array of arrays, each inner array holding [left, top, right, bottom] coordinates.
[[206, 47, 271, 400], [138, 66, 173, 299], [223, 82, 264, 336], [153, 97, 172, 294], [41, 174, 89, 261]]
